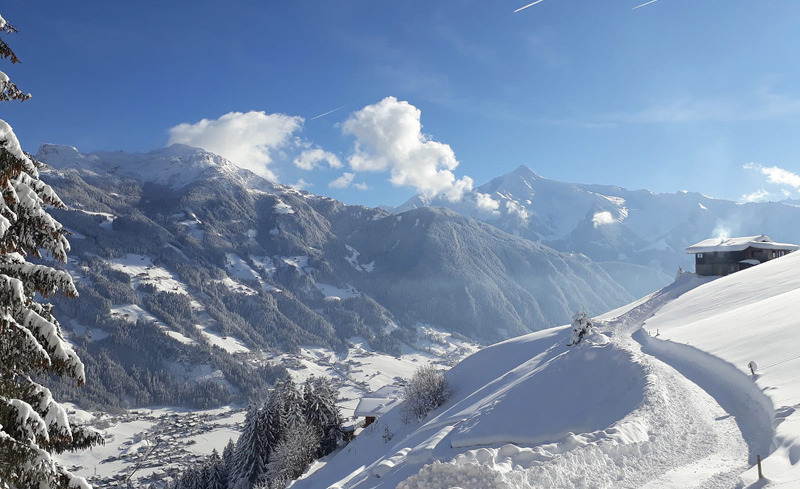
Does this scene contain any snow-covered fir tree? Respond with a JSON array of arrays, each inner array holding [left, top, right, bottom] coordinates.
[[205, 449, 228, 489], [259, 389, 283, 456], [568, 311, 593, 346], [302, 376, 343, 457], [275, 378, 304, 431], [0, 12, 102, 489], [231, 401, 269, 488], [222, 438, 236, 473]]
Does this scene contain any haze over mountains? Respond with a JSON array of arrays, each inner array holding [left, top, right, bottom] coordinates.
[[398, 164, 800, 293], [36, 143, 630, 410]]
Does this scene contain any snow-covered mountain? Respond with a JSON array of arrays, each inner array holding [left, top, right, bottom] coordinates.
[[397, 165, 800, 294], [35, 144, 632, 411], [294, 248, 800, 488]]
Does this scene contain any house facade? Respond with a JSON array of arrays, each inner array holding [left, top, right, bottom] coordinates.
[[686, 235, 799, 276]]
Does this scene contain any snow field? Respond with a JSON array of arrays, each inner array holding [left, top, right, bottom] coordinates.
[[110, 304, 197, 346], [77, 209, 116, 230], [223, 253, 280, 292], [316, 283, 360, 300], [273, 200, 295, 214], [281, 255, 314, 275], [194, 325, 250, 354], [345, 244, 375, 273], [224, 253, 262, 283], [107, 254, 189, 295]]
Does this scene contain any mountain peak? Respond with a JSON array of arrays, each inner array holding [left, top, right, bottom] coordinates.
[[36, 143, 99, 171], [148, 143, 207, 158], [509, 164, 541, 179]]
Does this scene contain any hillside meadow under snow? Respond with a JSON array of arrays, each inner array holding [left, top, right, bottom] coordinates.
[[294, 251, 800, 488]]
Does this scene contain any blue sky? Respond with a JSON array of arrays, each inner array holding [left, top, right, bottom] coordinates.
[[3, 0, 800, 207]]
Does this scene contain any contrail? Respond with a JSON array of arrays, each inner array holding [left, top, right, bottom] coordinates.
[[514, 0, 545, 13], [311, 105, 346, 121], [633, 0, 658, 9]]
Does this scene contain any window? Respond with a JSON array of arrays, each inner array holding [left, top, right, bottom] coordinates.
[[697, 253, 703, 259]]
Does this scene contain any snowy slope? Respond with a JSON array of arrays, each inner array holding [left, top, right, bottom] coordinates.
[[295, 253, 800, 488], [642, 251, 800, 487]]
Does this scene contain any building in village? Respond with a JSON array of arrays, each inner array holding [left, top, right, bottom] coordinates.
[[686, 235, 798, 276]]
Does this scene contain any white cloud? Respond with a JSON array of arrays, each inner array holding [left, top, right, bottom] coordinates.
[[342, 96, 473, 201], [294, 148, 342, 170], [592, 211, 615, 227], [744, 162, 800, 189], [353, 182, 370, 191], [329, 172, 355, 189], [168, 110, 303, 181], [291, 178, 311, 190], [505, 200, 529, 222], [740, 188, 771, 203], [475, 192, 501, 214]]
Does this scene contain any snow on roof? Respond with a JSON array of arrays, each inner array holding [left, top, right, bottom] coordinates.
[[354, 397, 399, 418], [685, 235, 799, 254]]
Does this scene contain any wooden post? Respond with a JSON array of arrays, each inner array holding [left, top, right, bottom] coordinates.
[[757, 454, 763, 479]]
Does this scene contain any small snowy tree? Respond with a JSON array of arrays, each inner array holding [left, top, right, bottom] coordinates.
[[0, 12, 102, 489], [567, 311, 593, 346], [400, 365, 450, 423], [264, 417, 319, 488], [206, 449, 228, 489], [222, 438, 236, 474]]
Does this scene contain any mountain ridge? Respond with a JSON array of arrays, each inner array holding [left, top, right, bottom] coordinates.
[[395, 164, 800, 285]]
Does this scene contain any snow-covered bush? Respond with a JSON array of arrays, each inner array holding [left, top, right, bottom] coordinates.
[[568, 311, 593, 346], [401, 365, 450, 423]]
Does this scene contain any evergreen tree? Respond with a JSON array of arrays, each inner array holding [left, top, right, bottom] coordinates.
[[303, 377, 343, 457], [275, 378, 303, 431], [0, 12, 102, 488], [206, 449, 228, 489], [231, 401, 268, 488], [262, 389, 284, 451], [222, 438, 236, 473]]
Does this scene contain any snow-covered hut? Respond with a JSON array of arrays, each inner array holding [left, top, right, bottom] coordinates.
[[354, 397, 399, 428], [686, 235, 798, 276]]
